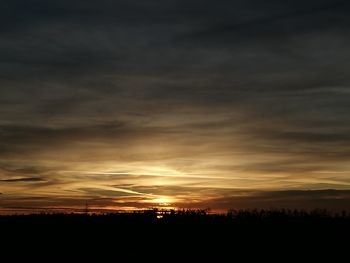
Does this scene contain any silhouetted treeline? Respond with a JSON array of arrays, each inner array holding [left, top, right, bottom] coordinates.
[[1, 207, 349, 218], [1, 208, 350, 226], [1, 209, 349, 260]]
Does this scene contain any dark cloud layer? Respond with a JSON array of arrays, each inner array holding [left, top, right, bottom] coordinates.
[[1, 189, 350, 213], [201, 190, 350, 212], [1, 0, 350, 212], [0, 177, 44, 183]]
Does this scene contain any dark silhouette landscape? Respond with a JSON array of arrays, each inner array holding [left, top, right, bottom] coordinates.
[[3, 208, 349, 235], [2, 209, 349, 260]]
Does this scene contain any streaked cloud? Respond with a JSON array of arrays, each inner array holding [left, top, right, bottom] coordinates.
[[0, 177, 45, 183], [0, 0, 349, 212]]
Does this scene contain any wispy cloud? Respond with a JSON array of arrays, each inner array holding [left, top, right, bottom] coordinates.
[[0, 177, 45, 183], [0, 0, 349, 212]]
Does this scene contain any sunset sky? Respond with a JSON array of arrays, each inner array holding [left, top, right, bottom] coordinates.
[[1, 0, 350, 213]]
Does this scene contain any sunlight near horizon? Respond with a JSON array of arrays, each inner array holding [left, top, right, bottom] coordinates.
[[143, 196, 177, 210]]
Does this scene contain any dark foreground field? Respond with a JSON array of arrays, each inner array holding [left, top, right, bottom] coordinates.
[[1, 209, 349, 259]]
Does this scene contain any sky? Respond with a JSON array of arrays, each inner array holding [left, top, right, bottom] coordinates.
[[1, 0, 350, 213]]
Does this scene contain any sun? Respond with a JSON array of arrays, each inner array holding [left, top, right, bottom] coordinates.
[[146, 196, 174, 206], [152, 197, 172, 205]]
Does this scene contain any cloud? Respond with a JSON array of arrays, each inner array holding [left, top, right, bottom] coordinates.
[[0, 177, 45, 183], [2, 188, 349, 213], [181, 0, 349, 40], [178, 189, 350, 212], [0, 0, 350, 212]]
